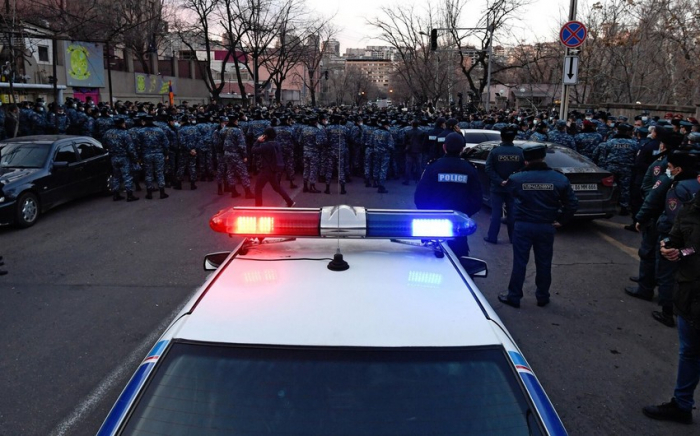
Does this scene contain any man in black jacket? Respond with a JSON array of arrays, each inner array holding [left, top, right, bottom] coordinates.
[[252, 127, 295, 207], [643, 192, 700, 424], [403, 120, 425, 185], [415, 132, 482, 257]]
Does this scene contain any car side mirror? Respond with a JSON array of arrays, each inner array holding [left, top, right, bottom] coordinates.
[[203, 251, 231, 271], [459, 257, 488, 278], [53, 161, 69, 169]]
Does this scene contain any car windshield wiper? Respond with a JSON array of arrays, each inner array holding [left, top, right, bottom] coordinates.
[[1, 165, 33, 168]]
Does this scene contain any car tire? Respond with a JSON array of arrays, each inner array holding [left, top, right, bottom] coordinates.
[[16, 192, 40, 228]]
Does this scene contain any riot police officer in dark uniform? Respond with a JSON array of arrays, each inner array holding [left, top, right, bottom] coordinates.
[[498, 144, 578, 308], [415, 132, 482, 257], [483, 125, 524, 244]]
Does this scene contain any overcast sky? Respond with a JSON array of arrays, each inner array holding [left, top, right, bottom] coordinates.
[[306, 0, 582, 52]]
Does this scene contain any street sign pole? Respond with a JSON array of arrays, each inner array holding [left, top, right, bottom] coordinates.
[[559, 0, 578, 118]]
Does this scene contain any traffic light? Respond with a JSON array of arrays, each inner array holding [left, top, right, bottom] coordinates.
[[430, 29, 438, 51]]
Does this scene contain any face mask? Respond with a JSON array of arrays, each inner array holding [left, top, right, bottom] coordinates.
[[533, 120, 539, 125], [642, 117, 648, 122], [666, 169, 675, 179], [652, 149, 660, 155], [174, 123, 181, 128], [517, 117, 522, 122], [191, 121, 196, 125]]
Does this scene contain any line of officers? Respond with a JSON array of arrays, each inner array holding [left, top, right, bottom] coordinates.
[[95, 109, 417, 202]]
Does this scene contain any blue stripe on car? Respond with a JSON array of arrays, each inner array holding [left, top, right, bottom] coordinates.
[[509, 351, 568, 435], [96, 340, 169, 436]]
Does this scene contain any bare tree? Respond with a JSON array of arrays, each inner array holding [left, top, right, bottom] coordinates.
[[368, 3, 447, 106], [294, 24, 338, 106], [174, 0, 231, 101]]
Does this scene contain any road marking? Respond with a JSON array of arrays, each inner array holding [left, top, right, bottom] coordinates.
[[593, 229, 638, 260], [48, 297, 193, 436]]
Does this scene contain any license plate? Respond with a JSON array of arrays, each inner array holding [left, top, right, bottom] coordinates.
[[572, 183, 597, 191]]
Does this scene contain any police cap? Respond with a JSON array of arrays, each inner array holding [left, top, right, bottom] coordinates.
[[501, 124, 518, 136], [636, 126, 649, 135], [446, 118, 459, 128], [688, 132, 700, 144], [444, 132, 465, 154], [668, 151, 697, 169], [219, 115, 229, 123], [522, 143, 547, 161], [616, 122, 633, 133]]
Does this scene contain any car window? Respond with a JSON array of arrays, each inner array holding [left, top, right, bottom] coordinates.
[[544, 146, 593, 168], [464, 144, 493, 160], [121, 343, 544, 436], [0, 142, 51, 168], [54, 144, 78, 163], [76, 141, 105, 159]]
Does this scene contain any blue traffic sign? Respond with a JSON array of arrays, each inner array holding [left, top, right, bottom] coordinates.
[[560, 21, 587, 48]]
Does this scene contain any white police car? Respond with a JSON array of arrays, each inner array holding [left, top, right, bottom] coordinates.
[[98, 206, 567, 435]]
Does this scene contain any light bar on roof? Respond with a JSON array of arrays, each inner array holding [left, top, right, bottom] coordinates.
[[209, 206, 477, 239]]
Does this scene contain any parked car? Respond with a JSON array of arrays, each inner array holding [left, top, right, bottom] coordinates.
[[463, 140, 619, 219], [0, 135, 111, 227]]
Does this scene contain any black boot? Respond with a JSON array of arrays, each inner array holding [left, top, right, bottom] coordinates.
[[134, 181, 142, 192], [244, 187, 255, 199], [364, 179, 371, 187], [159, 188, 169, 199], [112, 191, 125, 201], [126, 191, 139, 202], [231, 187, 241, 198], [340, 184, 347, 195], [308, 183, 321, 193], [324, 184, 331, 194], [652, 306, 676, 327], [217, 184, 224, 195], [173, 181, 182, 190], [303, 181, 309, 192], [145, 188, 153, 200], [190, 181, 197, 190], [377, 185, 388, 194], [290, 181, 298, 189]]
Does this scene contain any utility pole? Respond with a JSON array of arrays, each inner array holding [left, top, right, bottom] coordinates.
[[559, 0, 577, 118]]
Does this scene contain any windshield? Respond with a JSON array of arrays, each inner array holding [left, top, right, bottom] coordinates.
[[121, 343, 543, 436], [0, 143, 51, 168]]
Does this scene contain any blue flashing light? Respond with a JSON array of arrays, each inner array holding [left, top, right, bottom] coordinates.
[[366, 209, 477, 239], [412, 219, 453, 237]]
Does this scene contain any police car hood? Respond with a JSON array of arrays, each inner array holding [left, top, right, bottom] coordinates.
[[176, 238, 501, 348]]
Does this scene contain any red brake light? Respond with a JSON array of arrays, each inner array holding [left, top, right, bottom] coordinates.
[[210, 207, 321, 236], [602, 175, 614, 187]]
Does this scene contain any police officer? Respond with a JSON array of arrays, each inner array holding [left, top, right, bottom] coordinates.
[[547, 120, 576, 149], [483, 125, 525, 244], [223, 115, 255, 199], [274, 116, 298, 189], [324, 114, 350, 194], [175, 115, 200, 190], [414, 132, 482, 257], [139, 115, 170, 199], [300, 115, 323, 193], [574, 120, 603, 158], [212, 116, 230, 195], [498, 144, 578, 308], [372, 118, 395, 194], [102, 118, 140, 202], [602, 123, 637, 215], [93, 108, 114, 143], [402, 119, 425, 185]]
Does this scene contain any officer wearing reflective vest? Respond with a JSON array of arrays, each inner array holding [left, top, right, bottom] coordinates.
[[498, 143, 578, 309], [414, 132, 482, 257]]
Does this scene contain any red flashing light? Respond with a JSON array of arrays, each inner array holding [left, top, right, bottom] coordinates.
[[210, 207, 320, 236], [601, 175, 614, 187]]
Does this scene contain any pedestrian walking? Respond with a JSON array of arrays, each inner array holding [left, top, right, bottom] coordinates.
[[251, 127, 295, 207]]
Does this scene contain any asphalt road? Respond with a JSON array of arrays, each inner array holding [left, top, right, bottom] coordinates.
[[0, 177, 692, 435]]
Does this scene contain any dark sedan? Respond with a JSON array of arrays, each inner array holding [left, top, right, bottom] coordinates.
[[0, 136, 110, 227], [463, 140, 619, 219]]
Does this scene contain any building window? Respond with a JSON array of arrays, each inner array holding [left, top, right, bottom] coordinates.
[[38, 46, 49, 62]]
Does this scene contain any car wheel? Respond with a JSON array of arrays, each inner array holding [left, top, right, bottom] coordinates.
[[16, 192, 40, 228]]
